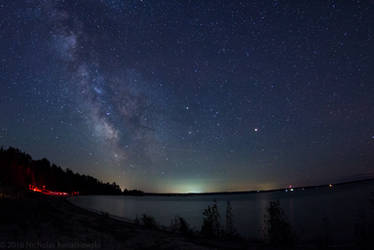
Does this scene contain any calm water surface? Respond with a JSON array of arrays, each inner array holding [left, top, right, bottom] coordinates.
[[70, 181, 374, 243]]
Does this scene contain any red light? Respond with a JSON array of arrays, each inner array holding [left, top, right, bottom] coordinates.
[[28, 184, 74, 197]]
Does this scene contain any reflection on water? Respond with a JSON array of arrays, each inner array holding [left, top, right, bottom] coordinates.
[[70, 180, 374, 243]]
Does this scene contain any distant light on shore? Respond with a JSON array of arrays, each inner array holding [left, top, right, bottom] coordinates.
[[174, 183, 205, 194]]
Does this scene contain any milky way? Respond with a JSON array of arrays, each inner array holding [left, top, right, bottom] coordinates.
[[1, 0, 373, 192], [45, 1, 168, 172]]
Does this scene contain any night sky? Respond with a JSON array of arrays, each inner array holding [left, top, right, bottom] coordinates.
[[1, 0, 373, 193]]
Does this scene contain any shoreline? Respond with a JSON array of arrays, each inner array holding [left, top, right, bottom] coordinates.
[[1, 189, 368, 249], [0, 191, 250, 250], [142, 177, 374, 196]]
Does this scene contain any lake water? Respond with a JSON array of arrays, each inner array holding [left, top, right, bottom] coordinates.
[[70, 180, 374, 243]]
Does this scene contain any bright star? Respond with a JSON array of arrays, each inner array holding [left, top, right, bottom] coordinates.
[[93, 86, 103, 95]]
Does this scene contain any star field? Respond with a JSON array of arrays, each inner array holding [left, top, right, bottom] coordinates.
[[0, 0, 373, 193]]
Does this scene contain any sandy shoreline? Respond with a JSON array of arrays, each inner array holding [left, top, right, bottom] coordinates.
[[0, 191, 363, 250], [0, 191, 251, 250]]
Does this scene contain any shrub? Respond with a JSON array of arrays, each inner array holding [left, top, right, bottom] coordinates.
[[354, 192, 374, 249], [354, 214, 370, 249], [264, 200, 294, 247], [141, 214, 158, 229], [225, 201, 237, 238], [170, 216, 192, 235], [134, 215, 140, 225], [201, 201, 221, 238]]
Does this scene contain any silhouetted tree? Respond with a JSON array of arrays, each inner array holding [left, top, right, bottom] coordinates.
[[201, 201, 221, 238], [0, 146, 132, 195], [225, 201, 236, 237], [264, 200, 294, 247], [354, 192, 374, 250]]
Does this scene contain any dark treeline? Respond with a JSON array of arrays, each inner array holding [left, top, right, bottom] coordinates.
[[0, 147, 143, 195]]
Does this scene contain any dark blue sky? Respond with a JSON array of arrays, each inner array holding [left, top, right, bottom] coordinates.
[[1, 0, 373, 192]]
